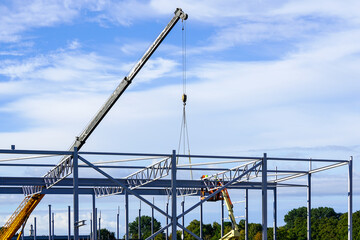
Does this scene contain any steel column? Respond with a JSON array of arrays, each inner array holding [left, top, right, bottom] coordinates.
[[73, 147, 79, 240], [348, 156, 353, 240], [221, 199, 224, 238], [151, 198, 154, 235], [95, 208, 98, 240], [166, 202, 169, 240], [125, 191, 129, 240], [245, 189, 248, 240], [68, 206, 71, 240], [171, 150, 177, 240], [182, 199, 185, 240], [99, 211, 101, 234], [307, 161, 311, 240], [34, 217, 37, 240], [52, 212, 54, 240], [92, 194, 97, 240], [273, 188, 277, 240], [117, 206, 120, 240], [139, 204, 141, 240], [48, 205, 51, 240], [262, 153, 267, 240], [200, 202, 203, 240]]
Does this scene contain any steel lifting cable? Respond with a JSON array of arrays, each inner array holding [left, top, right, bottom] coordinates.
[[177, 19, 193, 180]]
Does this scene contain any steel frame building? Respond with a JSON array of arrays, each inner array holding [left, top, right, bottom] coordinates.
[[0, 147, 353, 240]]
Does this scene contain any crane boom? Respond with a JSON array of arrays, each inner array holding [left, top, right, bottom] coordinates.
[[44, 7, 188, 187], [1, 8, 187, 240]]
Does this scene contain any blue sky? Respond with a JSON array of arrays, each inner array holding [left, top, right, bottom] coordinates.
[[0, 0, 360, 236]]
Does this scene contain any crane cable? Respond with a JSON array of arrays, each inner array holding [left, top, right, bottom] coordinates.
[[177, 19, 193, 180]]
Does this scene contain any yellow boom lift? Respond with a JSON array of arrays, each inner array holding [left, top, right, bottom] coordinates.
[[201, 176, 240, 240], [0, 8, 188, 239]]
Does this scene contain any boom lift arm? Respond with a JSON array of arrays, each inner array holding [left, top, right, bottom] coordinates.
[[0, 8, 188, 240], [200, 177, 241, 240]]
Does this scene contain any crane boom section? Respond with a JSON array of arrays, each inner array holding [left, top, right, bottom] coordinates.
[[0, 194, 44, 239], [44, 8, 188, 186]]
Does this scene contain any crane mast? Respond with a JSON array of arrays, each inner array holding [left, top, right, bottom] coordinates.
[[0, 8, 188, 240]]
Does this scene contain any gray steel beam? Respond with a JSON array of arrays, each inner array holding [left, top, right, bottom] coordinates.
[[262, 153, 267, 240], [34, 217, 37, 240], [182, 200, 185, 240], [200, 202, 203, 240], [307, 161, 311, 240], [166, 202, 169, 240], [273, 188, 277, 240], [221, 199, 224, 238], [171, 150, 177, 240], [73, 147, 79, 240], [92, 194, 96, 240], [125, 190, 129, 240], [48, 205, 51, 240], [117, 206, 120, 240], [151, 198, 154, 235], [68, 206, 71, 240], [139, 205, 141, 240], [348, 157, 353, 240], [245, 189, 248, 240]]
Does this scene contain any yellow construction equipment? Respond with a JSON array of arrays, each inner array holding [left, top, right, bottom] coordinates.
[[201, 177, 240, 240], [0, 194, 44, 239]]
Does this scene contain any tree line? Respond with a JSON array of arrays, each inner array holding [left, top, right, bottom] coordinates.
[[99, 207, 360, 240]]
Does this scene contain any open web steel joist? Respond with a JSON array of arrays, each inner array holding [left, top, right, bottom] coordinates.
[[0, 147, 353, 240]]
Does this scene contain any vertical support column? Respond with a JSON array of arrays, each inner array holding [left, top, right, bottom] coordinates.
[[348, 156, 353, 240], [200, 202, 203, 240], [34, 217, 37, 240], [171, 150, 177, 240], [138, 202, 141, 240], [166, 202, 169, 240], [221, 199, 224, 238], [125, 191, 129, 240], [95, 208, 98, 240], [273, 188, 277, 240], [307, 160, 311, 240], [68, 206, 71, 240], [181, 199, 185, 240], [48, 205, 51, 240], [73, 147, 79, 240], [90, 214, 93, 240], [245, 189, 248, 240], [52, 212, 55, 240], [262, 153, 267, 240], [151, 198, 154, 235], [92, 194, 97, 240], [99, 211, 101, 235], [117, 206, 120, 240]]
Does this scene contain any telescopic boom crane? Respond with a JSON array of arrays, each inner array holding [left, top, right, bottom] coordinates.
[[0, 8, 188, 240]]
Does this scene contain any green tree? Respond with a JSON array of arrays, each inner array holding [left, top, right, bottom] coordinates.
[[98, 228, 115, 240], [129, 215, 162, 239]]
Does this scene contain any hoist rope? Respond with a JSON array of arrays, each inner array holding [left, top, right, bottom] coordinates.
[[177, 19, 193, 180]]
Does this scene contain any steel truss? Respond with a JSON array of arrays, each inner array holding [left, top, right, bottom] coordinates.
[[0, 148, 353, 240]]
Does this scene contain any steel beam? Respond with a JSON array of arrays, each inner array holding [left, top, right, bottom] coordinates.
[[273, 188, 277, 240], [245, 189, 248, 240], [125, 190, 129, 240], [307, 161, 311, 240], [48, 205, 51, 240], [68, 206, 71, 240], [171, 150, 177, 240], [73, 147, 79, 240], [262, 153, 267, 240], [348, 157, 353, 240], [200, 202, 203, 240]]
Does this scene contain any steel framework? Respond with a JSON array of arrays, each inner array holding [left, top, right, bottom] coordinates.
[[0, 147, 353, 240]]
